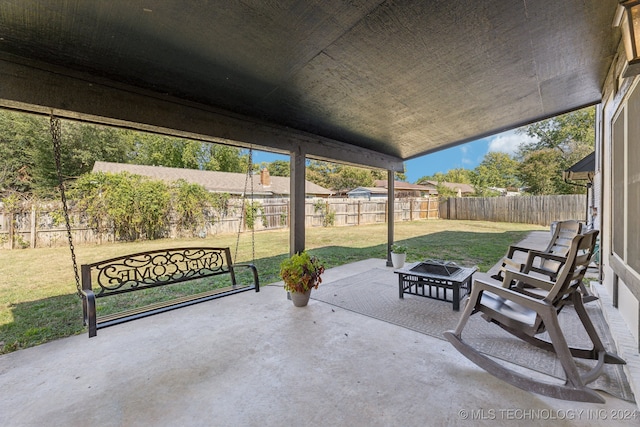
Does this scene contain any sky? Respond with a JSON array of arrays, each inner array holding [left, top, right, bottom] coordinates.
[[251, 128, 537, 184]]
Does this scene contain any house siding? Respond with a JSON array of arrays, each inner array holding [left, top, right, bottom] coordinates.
[[600, 45, 640, 348]]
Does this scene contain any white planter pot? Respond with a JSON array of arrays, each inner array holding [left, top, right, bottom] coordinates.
[[391, 252, 406, 268]]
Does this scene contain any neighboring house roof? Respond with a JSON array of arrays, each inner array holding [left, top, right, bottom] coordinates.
[[425, 181, 475, 195], [347, 186, 388, 196], [489, 187, 522, 197], [92, 161, 333, 197], [373, 180, 437, 193], [563, 152, 595, 182]]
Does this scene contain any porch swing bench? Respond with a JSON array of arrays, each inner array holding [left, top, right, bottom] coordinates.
[[81, 247, 259, 337], [49, 115, 260, 338]]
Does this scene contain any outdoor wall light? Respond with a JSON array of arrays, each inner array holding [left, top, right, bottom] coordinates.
[[616, 0, 640, 77]]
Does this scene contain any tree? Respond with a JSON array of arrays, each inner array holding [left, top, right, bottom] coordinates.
[[72, 172, 172, 240], [306, 160, 333, 189], [126, 131, 199, 168], [393, 170, 407, 182], [416, 173, 442, 185], [203, 145, 250, 173], [0, 109, 257, 197], [473, 152, 519, 187], [125, 131, 250, 173], [264, 160, 290, 177], [31, 121, 134, 196], [517, 149, 562, 195], [328, 166, 374, 193], [471, 152, 520, 195], [371, 169, 386, 181], [0, 111, 134, 196], [305, 160, 383, 192], [518, 107, 594, 156], [516, 107, 594, 194], [0, 110, 47, 194], [433, 183, 459, 198], [443, 168, 473, 184], [171, 179, 217, 236], [416, 168, 473, 186]]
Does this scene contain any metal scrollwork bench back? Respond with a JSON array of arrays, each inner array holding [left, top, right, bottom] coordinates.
[[81, 247, 259, 337]]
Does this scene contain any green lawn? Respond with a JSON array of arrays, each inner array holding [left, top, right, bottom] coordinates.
[[0, 219, 545, 354]]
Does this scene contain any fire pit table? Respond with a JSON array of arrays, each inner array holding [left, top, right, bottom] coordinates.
[[395, 260, 477, 311]]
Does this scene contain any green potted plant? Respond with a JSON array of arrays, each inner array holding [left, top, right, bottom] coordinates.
[[280, 251, 326, 307], [390, 243, 408, 268]]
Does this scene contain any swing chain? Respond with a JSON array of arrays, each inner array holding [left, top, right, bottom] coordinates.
[[50, 115, 82, 298], [249, 148, 255, 262], [234, 146, 256, 263]]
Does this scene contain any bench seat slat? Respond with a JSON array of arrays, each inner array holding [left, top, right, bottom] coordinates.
[[96, 285, 255, 329]]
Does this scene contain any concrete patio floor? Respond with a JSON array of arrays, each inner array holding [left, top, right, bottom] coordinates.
[[1, 249, 640, 426]]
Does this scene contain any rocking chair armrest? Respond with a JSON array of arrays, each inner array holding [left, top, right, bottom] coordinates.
[[498, 267, 521, 287], [523, 250, 567, 273], [501, 257, 523, 271], [473, 277, 553, 312], [506, 244, 533, 258], [503, 269, 555, 292]]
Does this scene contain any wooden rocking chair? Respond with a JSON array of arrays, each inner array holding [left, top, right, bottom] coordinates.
[[443, 230, 625, 403], [492, 219, 597, 303], [492, 220, 581, 281]]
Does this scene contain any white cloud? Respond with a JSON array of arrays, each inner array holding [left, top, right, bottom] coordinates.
[[461, 157, 474, 165], [458, 145, 473, 165], [488, 129, 537, 156]]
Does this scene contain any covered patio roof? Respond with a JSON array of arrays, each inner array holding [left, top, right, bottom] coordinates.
[[0, 0, 621, 169]]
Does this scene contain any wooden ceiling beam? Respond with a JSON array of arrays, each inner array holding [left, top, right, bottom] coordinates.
[[0, 55, 404, 172]]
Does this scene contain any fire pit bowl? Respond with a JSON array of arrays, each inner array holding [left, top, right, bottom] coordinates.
[[410, 260, 461, 277]]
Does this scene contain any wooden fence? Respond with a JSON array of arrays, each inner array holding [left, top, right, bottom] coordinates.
[[1, 195, 585, 249], [439, 194, 587, 226], [0, 197, 440, 249]]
